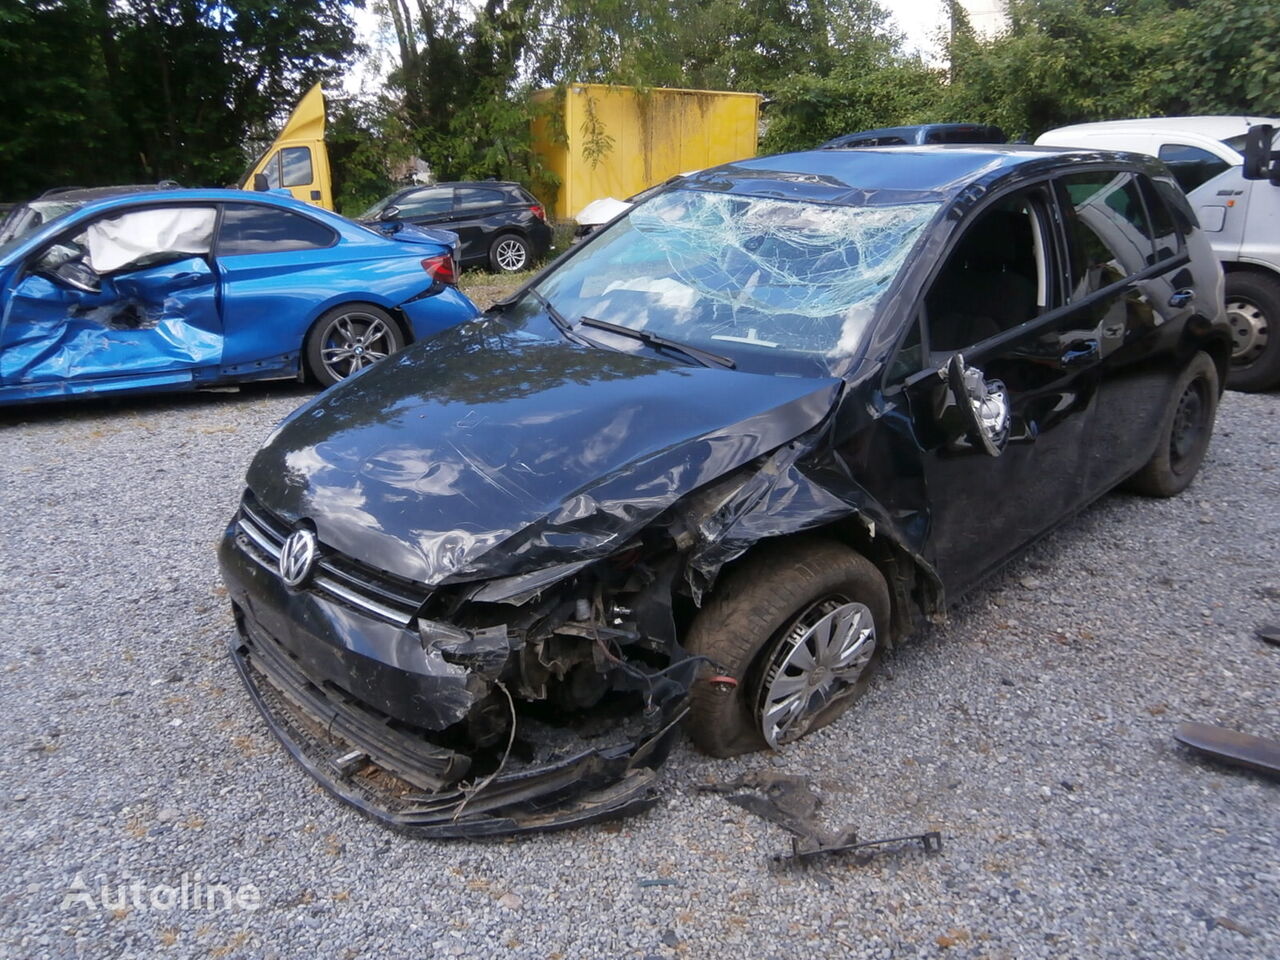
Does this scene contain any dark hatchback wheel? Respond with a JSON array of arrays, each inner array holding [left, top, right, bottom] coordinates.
[[1126, 351, 1219, 497], [489, 233, 530, 273], [306, 303, 405, 387], [684, 539, 889, 758]]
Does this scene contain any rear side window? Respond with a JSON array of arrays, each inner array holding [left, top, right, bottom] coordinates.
[[217, 203, 336, 256], [1157, 143, 1230, 194], [456, 187, 506, 211], [280, 147, 314, 187], [1058, 171, 1155, 297]]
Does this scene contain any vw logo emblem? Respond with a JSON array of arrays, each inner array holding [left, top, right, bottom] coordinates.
[[278, 528, 318, 587]]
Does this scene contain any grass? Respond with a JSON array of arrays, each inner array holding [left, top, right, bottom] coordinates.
[[457, 268, 537, 310]]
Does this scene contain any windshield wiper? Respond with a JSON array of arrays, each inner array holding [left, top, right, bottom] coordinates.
[[526, 288, 589, 345], [579, 315, 736, 369]]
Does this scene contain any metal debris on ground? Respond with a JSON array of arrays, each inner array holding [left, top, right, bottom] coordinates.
[[698, 771, 943, 864], [1255, 623, 1280, 647], [1174, 722, 1280, 779]]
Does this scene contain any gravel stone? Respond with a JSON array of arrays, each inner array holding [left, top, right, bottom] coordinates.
[[2, 383, 1278, 958]]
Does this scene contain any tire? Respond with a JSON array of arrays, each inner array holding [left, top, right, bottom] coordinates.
[[1125, 351, 1219, 498], [1224, 271, 1280, 392], [684, 539, 890, 758], [488, 233, 530, 273], [305, 303, 404, 387]]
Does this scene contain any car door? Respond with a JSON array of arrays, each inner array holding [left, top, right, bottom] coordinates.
[[446, 186, 512, 261], [1059, 168, 1204, 492], [1156, 141, 1250, 260], [892, 182, 1110, 595], [0, 204, 221, 398]]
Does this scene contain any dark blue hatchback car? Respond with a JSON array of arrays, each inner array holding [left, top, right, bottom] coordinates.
[[0, 188, 478, 404]]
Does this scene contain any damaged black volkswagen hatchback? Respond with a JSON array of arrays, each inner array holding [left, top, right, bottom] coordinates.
[[219, 146, 1231, 836]]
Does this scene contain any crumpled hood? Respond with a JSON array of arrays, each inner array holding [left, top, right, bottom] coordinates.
[[247, 318, 841, 585]]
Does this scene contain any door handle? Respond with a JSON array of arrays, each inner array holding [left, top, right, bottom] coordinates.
[[1169, 289, 1194, 308], [1060, 338, 1100, 367]]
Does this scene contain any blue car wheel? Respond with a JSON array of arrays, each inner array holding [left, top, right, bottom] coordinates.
[[306, 303, 405, 387]]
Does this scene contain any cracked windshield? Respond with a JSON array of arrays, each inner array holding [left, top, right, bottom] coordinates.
[[535, 189, 939, 371]]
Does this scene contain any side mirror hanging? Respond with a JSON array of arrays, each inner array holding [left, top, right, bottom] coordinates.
[[946, 353, 1010, 457]]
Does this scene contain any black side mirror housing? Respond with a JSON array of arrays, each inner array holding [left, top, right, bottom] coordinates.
[[1242, 125, 1280, 185], [252, 173, 270, 192], [378, 205, 402, 222]]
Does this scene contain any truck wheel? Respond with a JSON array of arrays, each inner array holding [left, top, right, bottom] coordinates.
[[306, 303, 404, 387], [1125, 351, 1218, 497], [488, 234, 530, 273], [1224, 272, 1280, 392], [684, 539, 890, 758]]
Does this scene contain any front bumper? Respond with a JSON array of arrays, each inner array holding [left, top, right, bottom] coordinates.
[[218, 522, 690, 837]]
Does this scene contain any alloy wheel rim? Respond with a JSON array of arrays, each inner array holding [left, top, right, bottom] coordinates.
[[757, 598, 876, 749], [319, 312, 395, 381], [495, 239, 527, 271], [1225, 298, 1268, 365]]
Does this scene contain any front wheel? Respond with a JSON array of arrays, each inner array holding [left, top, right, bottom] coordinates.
[[1224, 271, 1280, 392], [306, 303, 404, 387], [684, 539, 890, 758], [1125, 351, 1219, 498], [488, 234, 530, 273]]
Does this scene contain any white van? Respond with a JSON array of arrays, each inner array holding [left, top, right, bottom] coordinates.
[[1037, 117, 1280, 390]]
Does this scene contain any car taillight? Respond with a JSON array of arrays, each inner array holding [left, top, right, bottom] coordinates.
[[421, 254, 457, 285], [529, 204, 545, 221]]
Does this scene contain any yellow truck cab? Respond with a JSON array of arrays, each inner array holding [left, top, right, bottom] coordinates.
[[239, 83, 333, 210]]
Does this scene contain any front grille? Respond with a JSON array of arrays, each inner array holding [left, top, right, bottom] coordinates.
[[235, 494, 429, 627]]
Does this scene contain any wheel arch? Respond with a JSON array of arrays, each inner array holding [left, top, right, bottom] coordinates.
[[695, 520, 942, 653]]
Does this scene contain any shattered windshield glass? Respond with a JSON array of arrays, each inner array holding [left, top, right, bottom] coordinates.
[[535, 188, 939, 370]]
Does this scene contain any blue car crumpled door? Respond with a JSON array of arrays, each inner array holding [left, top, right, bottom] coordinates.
[[0, 206, 221, 398]]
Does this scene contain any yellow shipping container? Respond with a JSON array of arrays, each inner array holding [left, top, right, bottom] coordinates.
[[531, 84, 761, 220]]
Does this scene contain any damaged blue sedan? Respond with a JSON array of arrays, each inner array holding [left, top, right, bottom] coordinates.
[[0, 189, 477, 405]]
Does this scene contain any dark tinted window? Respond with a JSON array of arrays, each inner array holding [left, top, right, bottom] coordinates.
[[280, 147, 313, 187], [1157, 143, 1230, 194], [455, 187, 507, 211], [1137, 175, 1182, 262], [395, 188, 453, 218], [1059, 171, 1154, 297], [217, 203, 336, 256]]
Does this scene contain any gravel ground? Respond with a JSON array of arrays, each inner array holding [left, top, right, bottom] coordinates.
[[2, 381, 1277, 960]]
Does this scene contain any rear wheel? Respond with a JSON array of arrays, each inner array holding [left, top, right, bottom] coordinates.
[[684, 539, 889, 758], [306, 303, 404, 387], [1126, 351, 1219, 498], [488, 233, 530, 273], [1224, 271, 1280, 392]]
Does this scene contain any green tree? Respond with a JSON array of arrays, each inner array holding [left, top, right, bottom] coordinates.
[[0, 0, 361, 198]]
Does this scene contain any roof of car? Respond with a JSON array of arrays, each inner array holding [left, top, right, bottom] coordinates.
[[1040, 116, 1280, 140], [684, 144, 1151, 203]]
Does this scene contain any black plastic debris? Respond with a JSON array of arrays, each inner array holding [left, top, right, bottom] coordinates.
[[699, 771, 942, 863]]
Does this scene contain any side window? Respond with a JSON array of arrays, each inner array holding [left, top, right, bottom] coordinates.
[[261, 152, 282, 189], [455, 187, 506, 211], [395, 188, 453, 219], [83, 206, 216, 273], [1058, 171, 1154, 298], [280, 147, 313, 187], [217, 203, 336, 256], [1157, 143, 1230, 194], [887, 317, 923, 381], [924, 190, 1052, 353], [1137, 175, 1182, 262]]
